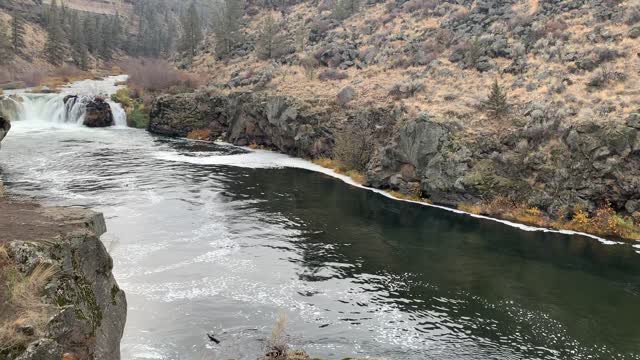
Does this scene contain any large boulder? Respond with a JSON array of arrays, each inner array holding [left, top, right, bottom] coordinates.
[[0, 115, 10, 149], [84, 98, 114, 128]]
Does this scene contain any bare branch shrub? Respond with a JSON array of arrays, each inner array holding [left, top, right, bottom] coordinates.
[[119, 58, 201, 93], [318, 69, 349, 81], [334, 118, 375, 172]]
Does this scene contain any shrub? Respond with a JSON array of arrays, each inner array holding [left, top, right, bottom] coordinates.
[[127, 103, 150, 129], [402, 0, 437, 15], [318, 69, 349, 81], [336, 86, 356, 106], [388, 80, 425, 99], [300, 55, 319, 80], [587, 67, 626, 88], [567, 202, 640, 240], [187, 129, 212, 140], [111, 88, 150, 129], [625, 2, 640, 25], [119, 58, 201, 93], [16, 69, 45, 87], [334, 118, 374, 172]]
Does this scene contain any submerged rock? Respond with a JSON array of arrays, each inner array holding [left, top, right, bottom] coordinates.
[[84, 98, 114, 128]]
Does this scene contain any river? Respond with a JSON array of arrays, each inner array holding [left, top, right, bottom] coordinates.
[[0, 79, 639, 360]]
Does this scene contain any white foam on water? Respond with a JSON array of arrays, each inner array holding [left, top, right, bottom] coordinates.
[[154, 144, 625, 246]]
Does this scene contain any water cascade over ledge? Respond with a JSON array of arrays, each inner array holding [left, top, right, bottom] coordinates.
[[0, 75, 128, 127]]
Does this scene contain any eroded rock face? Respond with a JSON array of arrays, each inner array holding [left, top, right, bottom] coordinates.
[[5, 205, 127, 360], [149, 91, 335, 158], [84, 98, 114, 128], [0, 115, 10, 149]]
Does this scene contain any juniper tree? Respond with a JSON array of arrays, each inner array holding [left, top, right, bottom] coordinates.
[[70, 12, 89, 69], [294, 22, 306, 53], [484, 80, 509, 118], [0, 22, 14, 65], [256, 14, 286, 60], [11, 11, 25, 53], [44, 0, 66, 65], [180, 1, 203, 58], [213, 0, 245, 58]]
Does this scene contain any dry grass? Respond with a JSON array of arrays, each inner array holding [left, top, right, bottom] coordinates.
[[312, 157, 366, 184], [458, 198, 640, 241], [186, 129, 212, 141], [0, 246, 56, 352], [386, 190, 432, 204], [260, 312, 314, 360]]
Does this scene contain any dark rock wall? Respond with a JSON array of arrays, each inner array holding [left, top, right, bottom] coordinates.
[[148, 91, 640, 217]]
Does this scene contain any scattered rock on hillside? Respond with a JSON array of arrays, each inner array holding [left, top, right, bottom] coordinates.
[[84, 98, 114, 127]]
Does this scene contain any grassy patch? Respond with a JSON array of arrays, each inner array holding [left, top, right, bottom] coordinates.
[[386, 190, 432, 204], [457, 198, 640, 241], [0, 246, 56, 354], [186, 129, 212, 140], [312, 157, 365, 184], [111, 88, 150, 129]]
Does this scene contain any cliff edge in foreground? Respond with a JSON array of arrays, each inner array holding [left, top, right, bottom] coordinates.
[[0, 200, 126, 360]]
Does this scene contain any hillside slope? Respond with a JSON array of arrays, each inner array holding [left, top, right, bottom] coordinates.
[[149, 0, 640, 241]]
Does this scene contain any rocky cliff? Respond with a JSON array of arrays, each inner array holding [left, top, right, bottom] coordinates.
[[148, 91, 640, 240], [0, 201, 126, 360]]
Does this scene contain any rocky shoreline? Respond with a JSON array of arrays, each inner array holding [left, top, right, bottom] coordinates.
[[148, 90, 640, 241], [0, 200, 127, 360]]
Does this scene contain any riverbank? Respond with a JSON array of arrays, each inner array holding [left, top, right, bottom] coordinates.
[[146, 90, 640, 242], [0, 197, 127, 360]]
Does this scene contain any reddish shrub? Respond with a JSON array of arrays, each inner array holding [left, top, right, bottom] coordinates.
[[18, 70, 46, 87], [119, 58, 202, 93]]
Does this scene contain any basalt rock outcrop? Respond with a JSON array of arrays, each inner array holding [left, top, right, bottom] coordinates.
[[83, 98, 114, 128], [0, 115, 10, 149], [149, 91, 336, 158], [1, 201, 127, 360], [148, 92, 640, 222]]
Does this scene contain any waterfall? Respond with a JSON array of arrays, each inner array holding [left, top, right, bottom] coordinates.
[[0, 75, 128, 127]]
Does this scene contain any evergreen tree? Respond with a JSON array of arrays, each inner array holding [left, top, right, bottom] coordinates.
[[70, 12, 89, 69], [89, 16, 103, 55], [213, 0, 245, 58], [0, 21, 14, 65], [164, 11, 177, 56], [11, 11, 26, 53], [44, 0, 66, 65], [484, 80, 509, 117], [294, 22, 306, 53], [256, 13, 284, 60], [180, 1, 203, 58]]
